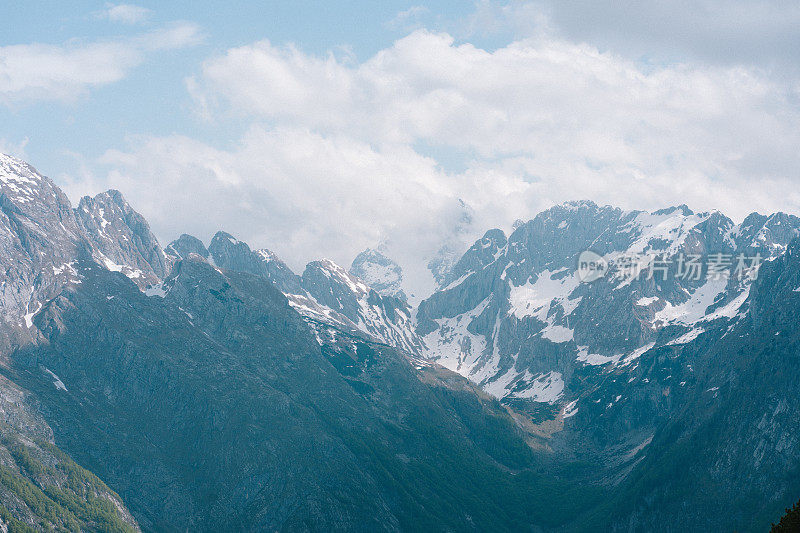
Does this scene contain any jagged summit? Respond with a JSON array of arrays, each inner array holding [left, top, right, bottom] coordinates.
[[653, 204, 694, 216], [419, 199, 800, 404], [349, 248, 406, 301], [0, 152, 51, 205], [165, 233, 209, 260], [562, 199, 600, 209], [2, 154, 800, 530], [303, 258, 372, 308], [438, 228, 507, 290], [202, 231, 423, 353], [76, 189, 167, 288], [0, 160, 169, 354], [207, 230, 302, 293], [0, 151, 427, 357]]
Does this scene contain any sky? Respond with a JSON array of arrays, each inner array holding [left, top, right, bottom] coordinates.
[[2, 1, 800, 299]]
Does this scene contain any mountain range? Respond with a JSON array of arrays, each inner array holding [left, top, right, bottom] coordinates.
[[0, 152, 798, 531]]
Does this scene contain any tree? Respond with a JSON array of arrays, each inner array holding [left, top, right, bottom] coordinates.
[[771, 498, 800, 532]]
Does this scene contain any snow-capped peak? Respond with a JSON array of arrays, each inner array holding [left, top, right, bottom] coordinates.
[[350, 248, 406, 301]]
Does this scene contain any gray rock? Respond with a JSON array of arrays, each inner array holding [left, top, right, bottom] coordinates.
[[165, 233, 208, 261], [76, 189, 167, 289]]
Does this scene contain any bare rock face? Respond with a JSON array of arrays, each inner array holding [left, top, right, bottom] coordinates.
[[165, 233, 208, 260], [206, 232, 424, 354], [0, 153, 552, 531], [416, 199, 800, 530], [0, 154, 173, 356], [76, 190, 167, 289], [418, 200, 800, 407], [11, 243, 556, 531], [207, 230, 302, 293], [2, 152, 800, 531], [301, 258, 423, 354], [0, 155, 87, 353]]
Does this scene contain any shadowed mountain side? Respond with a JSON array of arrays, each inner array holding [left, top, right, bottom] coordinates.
[[6, 253, 601, 531]]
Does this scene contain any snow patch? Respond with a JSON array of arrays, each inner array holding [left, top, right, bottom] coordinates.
[[144, 284, 167, 298], [441, 271, 472, 292], [577, 346, 621, 366], [541, 324, 574, 343], [654, 278, 728, 326], [483, 369, 565, 403], [42, 368, 67, 391], [563, 399, 579, 418], [24, 301, 42, 329], [514, 371, 565, 403], [422, 298, 490, 374], [508, 269, 579, 321], [667, 328, 705, 345], [621, 342, 656, 365]]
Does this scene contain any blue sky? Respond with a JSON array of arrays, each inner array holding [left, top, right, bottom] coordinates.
[[2, 1, 481, 175], [2, 1, 800, 297]]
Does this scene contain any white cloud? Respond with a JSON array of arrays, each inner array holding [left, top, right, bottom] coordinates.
[[0, 137, 29, 160], [460, 1, 800, 70], [0, 23, 203, 105], [82, 127, 466, 298], [78, 29, 800, 297], [190, 30, 800, 214], [386, 6, 430, 31], [97, 4, 151, 25]]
